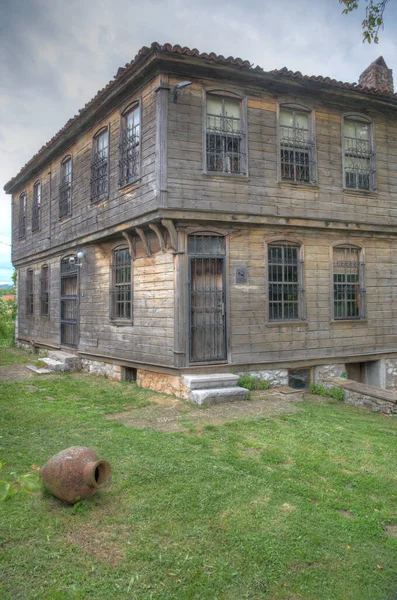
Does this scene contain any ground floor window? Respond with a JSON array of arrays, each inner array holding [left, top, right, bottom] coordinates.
[[268, 242, 304, 321], [333, 246, 365, 320], [110, 248, 132, 321]]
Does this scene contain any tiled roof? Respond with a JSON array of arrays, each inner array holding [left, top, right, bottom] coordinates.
[[4, 42, 396, 192]]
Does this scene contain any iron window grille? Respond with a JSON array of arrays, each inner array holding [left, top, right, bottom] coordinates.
[[91, 129, 109, 202], [18, 193, 26, 240], [26, 269, 34, 316], [60, 258, 79, 347], [32, 182, 41, 232], [206, 95, 246, 175], [344, 119, 375, 191], [59, 157, 72, 218], [119, 105, 140, 187], [268, 242, 304, 321], [280, 108, 316, 184], [110, 248, 132, 321], [333, 246, 366, 320], [40, 265, 49, 317]]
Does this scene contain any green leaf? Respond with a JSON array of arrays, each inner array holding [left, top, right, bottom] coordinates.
[[19, 473, 41, 493], [0, 481, 11, 501], [0, 462, 2, 472]]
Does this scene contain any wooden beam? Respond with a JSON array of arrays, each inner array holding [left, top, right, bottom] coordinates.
[[161, 219, 178, 252], [135, 227, 151, 257], [121, 231, 136, 260], [149, 223, 166, 252]]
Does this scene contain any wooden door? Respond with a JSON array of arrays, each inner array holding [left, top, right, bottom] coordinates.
[[60, 259, 78, 347], [189, 256, 226, 362]]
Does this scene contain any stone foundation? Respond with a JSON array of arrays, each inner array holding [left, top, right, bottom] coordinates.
[[236, 369, 288, 387], [343, 389, 397, 415], [385, 359, 397, 390], [81, 359, 122, 382], [136, 369, 188, 398], [314, 363, 346, 384]]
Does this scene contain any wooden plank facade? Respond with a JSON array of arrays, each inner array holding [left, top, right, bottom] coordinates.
[[5, 44, 397, 386]]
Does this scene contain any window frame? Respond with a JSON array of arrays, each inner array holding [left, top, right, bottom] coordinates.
[[109, 246, 133, 324], [59, 155, 73, 219], [277, 103, 317, 185], [119, 101, 142, 188], [26, 268, 34, 317], [32, 181, 41, 232], [342, 113, 376, 192], [40, 264, 49, 317], [330, 243, 366, 321], [18, 192, 27, 240], [203, 89, 248, 177], [265, 239, 306, 323], [91, 126, 110, 203]]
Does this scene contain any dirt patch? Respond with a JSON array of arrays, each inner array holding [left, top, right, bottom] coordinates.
[[67, 524, 128, 566], [0, 364, 35, 381], [385, 524, 397, 538], [106, 391, 304, 433], [339, 510, 355, 520]]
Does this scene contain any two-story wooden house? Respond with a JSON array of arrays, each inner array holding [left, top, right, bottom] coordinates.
[[5, 44, 397, 400]]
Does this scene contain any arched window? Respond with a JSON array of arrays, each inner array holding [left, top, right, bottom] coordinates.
[[40, 265, 49, 317], [110, 247, 132, 321], [26, 268, 34, 316], [60, 156, 72, 218], [268, 241, 304, 321], [205, 92, 246, 175], [119, 104, 141, 187], [32, 181, 41, 232], [343, 115, 375, 191], [279, 105, 316, 184], [91, 128, 109, 201], [332, 245, 366, 320], [18, 192, 27, 240]]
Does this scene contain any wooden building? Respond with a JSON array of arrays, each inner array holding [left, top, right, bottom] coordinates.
[[5, 44, 397, 400]]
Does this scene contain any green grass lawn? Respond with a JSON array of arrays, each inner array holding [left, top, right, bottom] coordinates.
[[1, 352, 397, 599]]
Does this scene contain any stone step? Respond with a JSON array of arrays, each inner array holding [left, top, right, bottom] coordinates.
[[190, 386, 248, 406], [41, 358, 72, 372], [47, 351, 81, 371], [184, 373, 240, 390]]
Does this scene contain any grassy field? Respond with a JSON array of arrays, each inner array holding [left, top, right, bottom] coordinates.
[[1, 350, 397, 599]]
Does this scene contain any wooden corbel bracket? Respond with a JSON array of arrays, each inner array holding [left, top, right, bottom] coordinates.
[[135, 227, 151, 257], [121, 230, 136, 260], [149, 223, 166, 252], [161, 219, 178, 252]]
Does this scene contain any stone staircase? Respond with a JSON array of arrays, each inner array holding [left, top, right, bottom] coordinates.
[[40, 351, 81, 373], [183, 374, 248, 405]]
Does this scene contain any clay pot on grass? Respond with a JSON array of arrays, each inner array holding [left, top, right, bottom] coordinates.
[[40, 446, 111, 504]]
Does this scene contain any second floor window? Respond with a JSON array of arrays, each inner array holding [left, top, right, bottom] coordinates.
[[206, 94, 246, 175], [59, 157, 72, 218], [110, 248, 132, 321], [26, 269, 34, 316], [32, 182, 41, 232], [91, 129, 109, 201], [333, 246, 366, 320], [40, 265, 49, 317], [268, 242, 304, 321], [344, 118, 375, 191], [279, 107, 316, 184], [18, 193, 27, 240], [119, 105, 140, 186]]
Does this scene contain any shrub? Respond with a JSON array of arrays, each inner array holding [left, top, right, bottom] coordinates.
[[237, 374, 271, 391], [0, 298, 15, 347], [309, 383, 345, 401]]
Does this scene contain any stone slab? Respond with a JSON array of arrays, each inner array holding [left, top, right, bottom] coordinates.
[[184, 373, 240, 390], [190, 386, 248, 406], [26, 365, 54, 375], [41, 358, 72, 372]]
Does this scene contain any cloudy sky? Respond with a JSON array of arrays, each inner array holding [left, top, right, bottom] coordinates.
[[1, 0, 397, 284]]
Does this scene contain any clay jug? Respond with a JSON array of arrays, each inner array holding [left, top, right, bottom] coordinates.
[[40, 446, 111, 504]]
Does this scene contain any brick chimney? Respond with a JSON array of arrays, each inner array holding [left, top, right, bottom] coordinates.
[[358, 56, 394, 94]]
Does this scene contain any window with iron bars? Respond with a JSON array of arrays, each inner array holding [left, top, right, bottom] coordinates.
[[110, 248, 132, 321], [26, 269, 34, 316], [119, 105, 140, 187], [40, 265, 49, 317], [18, 193, 26, 240], [206, 95, 246, 175], [268, 242, 304, 321], [279, 107, 316, 184], [333, 246, 366, 320], [91, 129, 109, 202], [344, 118, 375, 191], [32, 182, 41, 232], [59, 157, 72, 218]]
